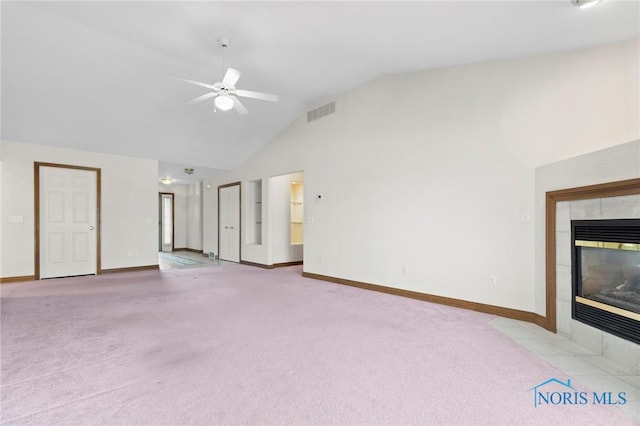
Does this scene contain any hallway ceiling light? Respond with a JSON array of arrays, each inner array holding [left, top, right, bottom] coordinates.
[[572, 0, 604, 9], [160, 177, 173, 185]]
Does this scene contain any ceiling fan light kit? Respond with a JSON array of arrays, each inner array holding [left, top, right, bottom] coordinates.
[[215, 95, 234, 111], [177, 36, 278, 115]]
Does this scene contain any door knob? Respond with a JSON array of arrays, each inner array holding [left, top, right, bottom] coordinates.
[[89, 226, 95, 230]]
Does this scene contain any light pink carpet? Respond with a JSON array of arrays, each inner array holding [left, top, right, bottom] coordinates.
[[0, 264, 635, 425]]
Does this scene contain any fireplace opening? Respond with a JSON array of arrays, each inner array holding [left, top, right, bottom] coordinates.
[[572, 219, 640, 345]]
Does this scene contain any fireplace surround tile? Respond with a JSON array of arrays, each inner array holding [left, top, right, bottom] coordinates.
[[570, 198, 603, 220], [539, 354, 607, 375], [556, 231, 572, 267], [556, 264, 571, 302], [602, 194, 640, 219], [556, 299, 571, 336], [619, 375, 640, 389], [556, 201, 571, 232], [582, 355, 640, 380], [554, 338, 598, 356], [511, 337, 573, 356], [603, 333, 640, 375], [572, 320, 604, 354]]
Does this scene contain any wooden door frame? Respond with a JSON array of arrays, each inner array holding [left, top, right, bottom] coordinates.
[[544, 177, 640, 332], [159, 192, 175, 252], [34, 162, 102, 280], [218, 181, 242, 261]]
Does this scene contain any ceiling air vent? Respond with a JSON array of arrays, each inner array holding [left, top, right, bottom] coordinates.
[[307, 101, 335, 122]]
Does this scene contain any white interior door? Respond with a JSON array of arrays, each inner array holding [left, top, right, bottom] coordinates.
[[219, 184, 240, 262], [160, 193, 174, 253], [40, 166, 97, 279]]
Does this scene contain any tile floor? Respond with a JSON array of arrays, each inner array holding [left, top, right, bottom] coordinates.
[[491, 317, 640, 422], [158, 250, 221, 269]]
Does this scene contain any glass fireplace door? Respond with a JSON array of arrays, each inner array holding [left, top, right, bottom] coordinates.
[[572, 219, 640, 345], [576, 242, 640, 316]]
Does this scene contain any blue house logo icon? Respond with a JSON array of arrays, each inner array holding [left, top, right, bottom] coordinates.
[[527, 378, 578, 407]]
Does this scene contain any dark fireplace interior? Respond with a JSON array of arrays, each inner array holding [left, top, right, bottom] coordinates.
[[572, 219, 640, 345]]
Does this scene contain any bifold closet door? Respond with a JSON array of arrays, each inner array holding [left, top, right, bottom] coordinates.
[[219, 184, 240, 262]]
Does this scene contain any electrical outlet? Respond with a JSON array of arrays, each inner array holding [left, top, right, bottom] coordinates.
[[401, 265, 407, 275], [489, 275, 497, 287]]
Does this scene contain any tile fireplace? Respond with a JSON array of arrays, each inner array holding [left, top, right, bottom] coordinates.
[[572, 219, 640, 345]]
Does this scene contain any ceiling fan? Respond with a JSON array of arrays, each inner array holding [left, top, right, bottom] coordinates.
[[176, 38, 278, 115]]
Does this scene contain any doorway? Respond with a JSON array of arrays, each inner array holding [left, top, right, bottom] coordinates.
[[218, 182, 241, 262], [35, 162, 101, 279], [159, 192, 174, 253], [269, 171, 304, 265]]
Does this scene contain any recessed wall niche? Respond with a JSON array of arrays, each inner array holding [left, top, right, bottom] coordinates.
[[290, 181, 303, 245], [246, 179, 262, 245]]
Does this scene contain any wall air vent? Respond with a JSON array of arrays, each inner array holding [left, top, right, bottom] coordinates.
[[307, 101, 335, 122]]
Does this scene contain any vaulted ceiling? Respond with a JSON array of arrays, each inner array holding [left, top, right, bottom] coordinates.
[[2, 1, 639, 182]]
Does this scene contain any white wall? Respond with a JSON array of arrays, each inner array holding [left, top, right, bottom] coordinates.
[[0, 156, 4, 276], [203, 38, 639, 314], [1, 140, 159, 277]]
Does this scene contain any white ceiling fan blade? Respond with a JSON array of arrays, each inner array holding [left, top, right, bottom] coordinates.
[[222, 68, 241, 87], [235, 89, 278, 102], [174, 76, 216, 90], [186, 92, 217, 104], [230, 96, 249, 115]]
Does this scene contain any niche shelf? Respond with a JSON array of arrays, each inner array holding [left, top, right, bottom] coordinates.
[[290, 181, 304, 245], [246, 179, 262, 245]]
